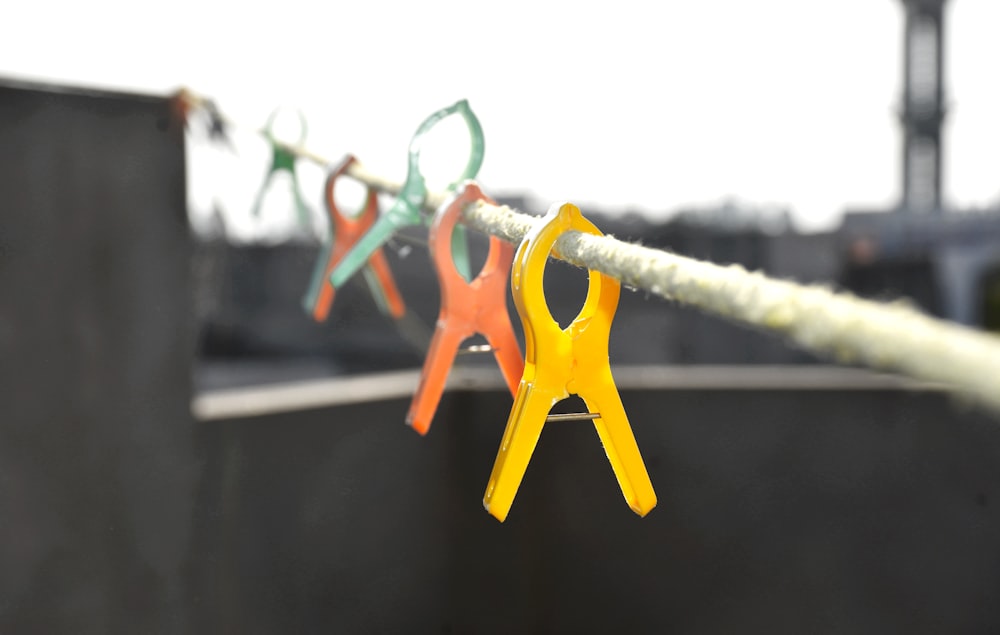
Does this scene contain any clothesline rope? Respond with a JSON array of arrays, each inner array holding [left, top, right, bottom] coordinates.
[[178, 90, 1000, 417], [346, 161, 1000, 415]]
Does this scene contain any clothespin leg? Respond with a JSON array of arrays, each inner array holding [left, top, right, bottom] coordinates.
[[366, 249, 406, 319], [582, 388, 658, 516], [484, 313, 524, 397], [250, 170, 276, 218], [290, 171, 312, 228], [361, 265, 391, 316], [483, 383, 554, 522], [303, 241, 335, 320], [329, 215, 399, 288], [406, 326, 468, 435]]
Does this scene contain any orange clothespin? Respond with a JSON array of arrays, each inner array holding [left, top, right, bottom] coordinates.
[[482, 202, 657, 522], [406, 182, 524, 435], [302, 154, 405, 321]]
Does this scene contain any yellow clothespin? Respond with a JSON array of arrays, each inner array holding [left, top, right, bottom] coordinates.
[[483, 202, 657, 522]]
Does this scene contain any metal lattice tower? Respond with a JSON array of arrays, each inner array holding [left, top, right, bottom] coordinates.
[[899, 0, 948, 214]]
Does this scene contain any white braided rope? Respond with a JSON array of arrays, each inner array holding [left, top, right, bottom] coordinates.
[[344, 162, 1000, 416]]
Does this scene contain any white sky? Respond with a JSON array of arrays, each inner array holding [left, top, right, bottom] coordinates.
[[5, 0, 1000, 237]]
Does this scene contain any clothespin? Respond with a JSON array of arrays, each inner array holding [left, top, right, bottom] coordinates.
[[171, 88, 234, 151], [201, 98, 235, 151], [250, 108, 312, 227], [406, 182, 524, 435], [172, 87, 197, 130], [328, 99, 484, 290], [482, 202, 657, 522], [302, 154, 406, 321]]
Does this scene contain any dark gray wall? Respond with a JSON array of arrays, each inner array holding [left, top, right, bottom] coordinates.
[[0, 80, 198, 632], [195, 387, 1000, 634]]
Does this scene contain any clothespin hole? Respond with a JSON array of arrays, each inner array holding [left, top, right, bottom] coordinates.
[[547, 395, 590, 422], [456, 334, 492, 357], [463, 229, 490, 280], [416, 115, 477, 193], [266, 107, 307, 146], [332, 177, 369, 219], [543, 256, 592, 329]]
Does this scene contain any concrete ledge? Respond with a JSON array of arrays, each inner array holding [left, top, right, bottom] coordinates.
[[192, 364, 943, 422]]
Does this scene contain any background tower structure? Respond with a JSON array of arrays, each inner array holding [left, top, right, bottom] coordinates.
[[899, 0, 948, 213]]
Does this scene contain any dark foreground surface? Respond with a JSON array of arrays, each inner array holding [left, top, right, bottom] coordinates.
[[192, 386, 1000, 634]]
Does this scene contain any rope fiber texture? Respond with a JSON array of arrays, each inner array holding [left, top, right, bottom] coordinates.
[[344, 162, 1000, 417]]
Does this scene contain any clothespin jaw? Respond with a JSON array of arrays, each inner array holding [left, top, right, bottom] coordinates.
[[171, 89, 235, 152], [483, 202, 657, 522], [302, 154, 406, 321], [250, 108, 312, 227], [405, 181, 524, 435], [171, 87, 196, 130], [202, 98, 235, 151], [328, 99, 485, 289], [172, 88, 234, 151]]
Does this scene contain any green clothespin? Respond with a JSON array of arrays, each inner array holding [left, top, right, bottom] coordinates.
[[250, 108, 312, 227], [328, 99, 484, 288], [302, 155, 407, 322]]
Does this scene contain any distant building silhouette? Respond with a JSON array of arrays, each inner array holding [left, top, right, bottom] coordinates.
[[899, 0, 948, 214], [838, 0, 1000, 329]]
